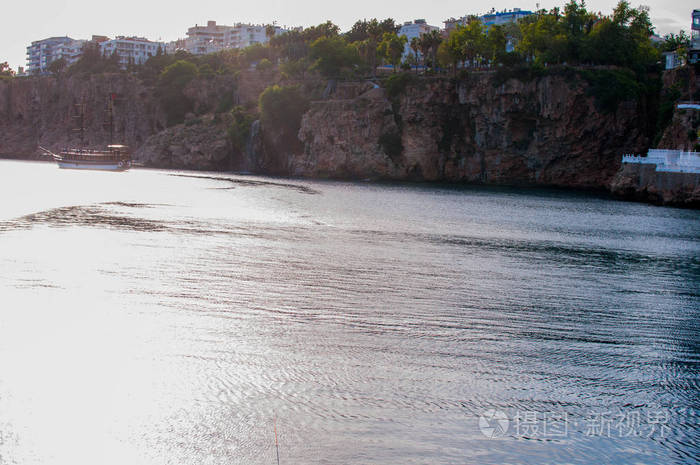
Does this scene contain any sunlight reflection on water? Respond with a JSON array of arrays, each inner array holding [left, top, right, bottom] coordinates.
[[0, 160, 698, 465]]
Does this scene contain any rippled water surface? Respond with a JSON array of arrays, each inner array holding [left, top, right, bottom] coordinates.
[[0, 160, 698, 465]]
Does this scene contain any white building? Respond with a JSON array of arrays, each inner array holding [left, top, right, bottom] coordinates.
[[229, 23, 284, 49], [185, 20, 234, 55], [480, 8, 533, 28], [100, 36, 166, 68], [444, 9, 533, 53], [398, 19, 440, 60], [663, 51, 683, 70], [183, 20, 286, 55], [26, 36, 86, 74], [622, 150, 700, 174], [689, 10, 700, 65], [166, 39, 187, 55]]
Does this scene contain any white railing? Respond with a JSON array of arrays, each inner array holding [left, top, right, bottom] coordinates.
[[677, 102, 700, 110], [622, 149, 700, 174]]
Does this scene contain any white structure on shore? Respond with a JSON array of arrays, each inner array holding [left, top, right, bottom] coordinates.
[[26, 37, 86, 74], [99, 36, 165, 67], [398, 19, 440, 60], [230, 23, 284, 49], [622, 150, 700, 174], [184, 20, 286, 55]]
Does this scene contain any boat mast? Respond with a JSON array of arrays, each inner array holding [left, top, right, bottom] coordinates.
[[103, 94, 115, 146], [72, 103, 86, 149]]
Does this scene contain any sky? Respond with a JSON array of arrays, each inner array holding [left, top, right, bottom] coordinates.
[[1, 0, 696, 70]]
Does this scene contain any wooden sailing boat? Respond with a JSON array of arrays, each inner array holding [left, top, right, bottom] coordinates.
[[41, 94, 131, 171]]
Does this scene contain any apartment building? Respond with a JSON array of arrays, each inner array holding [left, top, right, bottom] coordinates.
[[398, 19, 440, 59], [182, 20, 286, 54], [100, 36, 166, 67], [26, 36, 86, 74]]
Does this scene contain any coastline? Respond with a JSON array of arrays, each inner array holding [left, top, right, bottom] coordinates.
[[4, 156, 698, 209]]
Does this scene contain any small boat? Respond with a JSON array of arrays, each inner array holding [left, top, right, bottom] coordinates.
[[40, 94, 131, 171], [45, 145, 132, 171]]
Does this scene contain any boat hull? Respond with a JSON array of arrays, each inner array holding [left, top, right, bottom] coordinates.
[[57, 160, 131, 171]]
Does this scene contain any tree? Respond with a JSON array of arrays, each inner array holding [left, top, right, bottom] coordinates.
[[487, 25, 507, 64], [280, 57, 311, 79], [437, 41, 455, 73], [410, 37, 420, 72], [0, 62, 15, 78], [346, 18, 399, 43], [462, 20, 486, 67], [271, 30, 308, 61], [378, 33, 407, 71], [659, 31, 690, 53], [67, 41, 121, 75], [256, 58, 274, 73], [228, 106, 257, 153], [47, 58, 67, 75], [445, 26, 468, 72], [241, 43, 270, 65], [347, 18, 397, 75], [259, 85, 310, 143], [419, 30, 443, 71], [309, 36, 360, 78], [157, 60, 199, 125], [302, 21, 340, 43], [265, 24, 277, 41]]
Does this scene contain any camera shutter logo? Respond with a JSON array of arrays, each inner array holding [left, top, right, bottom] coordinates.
[[479, 409, 510, 439]]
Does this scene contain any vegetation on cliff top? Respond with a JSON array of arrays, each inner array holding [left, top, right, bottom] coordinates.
[[0, 62, 14, 81], [157, 60, 199, 126], [259, 85, 310, 137], [1, 0, 688, 148]]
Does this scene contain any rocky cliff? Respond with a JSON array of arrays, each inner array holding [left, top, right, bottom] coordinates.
[[6, 68, 698, 207], [610, 164, 700, 207], [0, 74, 165, 156], [609, 66, 700, 207], [133, 113, 233, 171], [286, 72, 650, 190]]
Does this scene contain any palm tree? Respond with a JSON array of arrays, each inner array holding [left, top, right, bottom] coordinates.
[[410, 37, 420, 73], [265, 24, 278, 63], [265, 24, 277, 41], [419, 30, 443, 72]]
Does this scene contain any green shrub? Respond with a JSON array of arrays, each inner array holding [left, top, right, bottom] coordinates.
[[256, 58, 274, 73], [259, 85, 309, 138], [157, 60, 199, 126], [228, 106, 257, 152], [383, 72, 416, 100], [652, 85, 681, 146], [492, 63, 546, 87], [216, 92, 236, 114], [309, 36, 360, 78], [579, 68, 641, 113]]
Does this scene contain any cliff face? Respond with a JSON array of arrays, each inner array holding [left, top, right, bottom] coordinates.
[[656, 107, 699, 151], [609, 67, 700, 207], [7, 70, 695, 208], [0, 74, 165, 156], [289, 74, 649, 189], [133, 113, 233, 171], [610, 164, 700, 207]]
